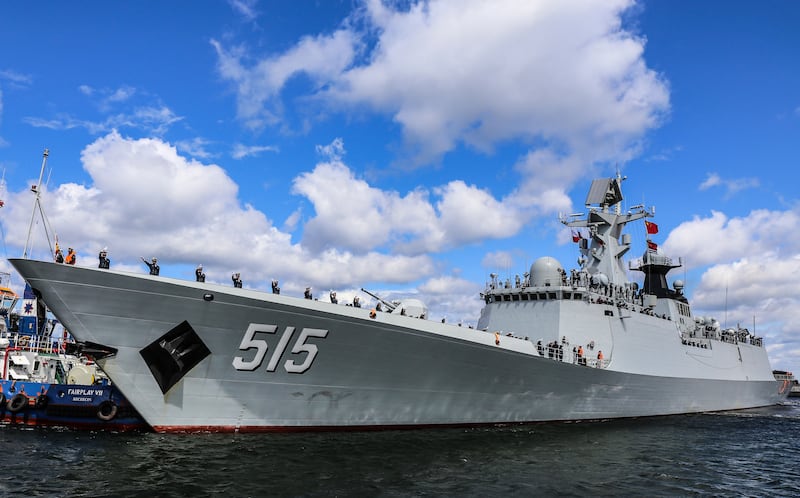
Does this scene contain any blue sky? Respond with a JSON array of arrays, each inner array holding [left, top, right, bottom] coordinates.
[[1, 1, 799, 372]]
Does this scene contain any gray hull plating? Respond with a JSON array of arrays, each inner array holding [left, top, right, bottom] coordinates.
[[9, 259, 785, 432]]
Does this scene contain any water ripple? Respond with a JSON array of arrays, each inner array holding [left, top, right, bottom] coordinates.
[[2, 403, 800, 497]]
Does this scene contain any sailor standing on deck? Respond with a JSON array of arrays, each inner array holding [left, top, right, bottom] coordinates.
[[141, 256, 159, 275], [232, 273, 242, 288], [271, 279, 280, 294], [195, 264, 205, 282], [98, 247, 110, 269], [65, 248, 76, 265]]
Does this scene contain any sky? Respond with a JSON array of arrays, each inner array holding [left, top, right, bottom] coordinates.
[[1, 1, 799, 372]]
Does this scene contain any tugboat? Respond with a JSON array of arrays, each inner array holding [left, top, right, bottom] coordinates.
[[0, 274, 145, 431]]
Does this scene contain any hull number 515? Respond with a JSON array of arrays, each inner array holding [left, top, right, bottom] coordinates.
[[232, 324, 328, 374]]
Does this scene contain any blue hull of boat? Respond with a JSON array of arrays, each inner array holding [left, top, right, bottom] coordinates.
[[0, 380, 146, 431]]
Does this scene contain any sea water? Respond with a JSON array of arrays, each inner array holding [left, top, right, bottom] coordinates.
[[3, 400, 800, 497]]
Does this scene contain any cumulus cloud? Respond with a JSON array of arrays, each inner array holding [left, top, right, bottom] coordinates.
[[688, 253, 800, 370], [663, 208, 800, 269], [214, 0, 669, 168], [417, 275, 484, 322], [335, 0, 667, 163], [1, 132, 434, 290], [292, 139, 526, 255], [211, 0, 669, 236]]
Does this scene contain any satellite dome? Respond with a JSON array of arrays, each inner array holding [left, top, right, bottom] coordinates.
[[529, 257, 564, 287]]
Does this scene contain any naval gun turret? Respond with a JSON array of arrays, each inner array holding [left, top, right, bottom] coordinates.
[[359, 288, 428, 318]]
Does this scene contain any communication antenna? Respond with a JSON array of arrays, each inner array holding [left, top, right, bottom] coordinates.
[[23, 148, 56, 259], [724, 283, 728, 328], [0, 169, 8, 257]]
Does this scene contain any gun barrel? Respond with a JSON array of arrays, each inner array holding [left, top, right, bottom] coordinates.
[[359, 288, 396, 311]]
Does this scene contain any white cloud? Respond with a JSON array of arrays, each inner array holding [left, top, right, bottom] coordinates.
[[687, 254, 800, 372], [338, 0, 669, 161], [176, 137, 215, 159], [506, 148, 582, 217], [432, 180, 522, 245], [24, 105, 182, 136], [481, 251, 515, 271], [3, 132, 436, 291], [231, 143, 279, 159], [699, 172, 759, 198], [417, 275, 484, 323], [663, 208, 800, 269], [79, 85, 137, 112], [699, 172, 722, 190], [316, 137, 345, 161], [292, 139, 526, 255], [211, 28, 357, 129], [0, 69, 32, 88], [213, 0, 668, 167], [228, 0, 258, 21], [0, 89, 7, 146]]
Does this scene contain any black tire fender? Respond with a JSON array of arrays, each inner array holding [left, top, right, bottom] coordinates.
[[7, 393, 29, 413], [97, 400, 118, 421]]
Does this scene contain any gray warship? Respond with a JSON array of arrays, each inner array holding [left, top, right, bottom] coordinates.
[[9, 174, 787, 432]]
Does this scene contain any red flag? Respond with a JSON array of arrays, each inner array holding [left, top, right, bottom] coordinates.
[[571, 230, 581, 243], [647, 240, 658, 251], [645, 220, 658, 234]]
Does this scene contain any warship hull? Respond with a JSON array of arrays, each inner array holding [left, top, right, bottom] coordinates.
[[9, 259, 786, 433]]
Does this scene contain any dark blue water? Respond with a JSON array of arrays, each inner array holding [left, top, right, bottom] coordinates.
[[3, 401, 800, 497]]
